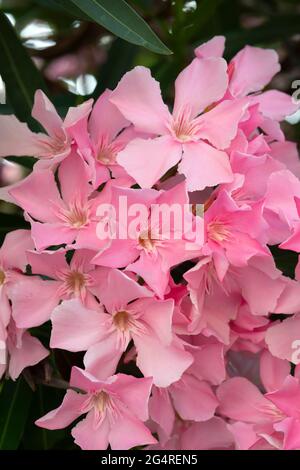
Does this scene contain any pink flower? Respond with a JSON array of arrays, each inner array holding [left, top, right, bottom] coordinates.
[[70, 89, 137, 188], [50, 268, 193, 387], [1, 318, 48, 381], [9, 151, 105, 251], [203, 189, 269, 268], [217, 375, 300, 450], [11, 249, 103, 329], [0, 90, 93, 169], [110, 60, 248, 191], [149, 373, 219, 443], [36, 366, 156, 450], [92, 181, 203, 298], [0, 230, 34, 329]]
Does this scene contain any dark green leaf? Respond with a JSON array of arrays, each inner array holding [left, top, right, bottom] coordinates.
[[67, 0, 171, 54], [0, 213, 30, 232], [0, 378, 33, 450], [22, 385, 67, 450], [0, 11, 47, 124]]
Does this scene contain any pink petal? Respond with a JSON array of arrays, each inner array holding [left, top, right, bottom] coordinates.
[[9, 170, 62, 223], [253, 90, 299, 121], [32, 90, 64, 139], [9, 330, 48, 380], [173, 58, 228, 117], [50, 299, 106, 351], [266, 375, 300, 419], [170, 374, 218, 421], [149, 387, 175, 439], [274, 417, 300, 450], [107, 374, 153, 421], [194, 36, 225, 59], [133, 298, 174, 345], [83, 336, 122, 380], [92, 239, 139, 268], [109, 411, 156, 450], [197, 99, 248, 149], [229, 45, 280, 97], [91, 267, 152, 313], [260, 349, 291, 393], [27, 249, 68, 278], [11, 278, 59, 328], [117, 136, 182, 188], [0, 229, 33, 271], [181, 417, 234, 450], [134, 334, 193, 387], [30, 221, 76, 251], [110, 66, 171, 134], [217, 377, 275, 423], [72, 412, 110, 450], [58, 151, 91, 204], [265, 314, 300, 364], [36, 390, 86, 430], [179, 141, 233, 191], [89, 89, 129, 144], [0, 115, 48, 157]]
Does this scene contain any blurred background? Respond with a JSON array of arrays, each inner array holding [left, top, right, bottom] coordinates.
[[0, 0, 300, 449]]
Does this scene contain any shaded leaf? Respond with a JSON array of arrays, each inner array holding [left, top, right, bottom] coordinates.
[[68, 0, 171, 54], [0, 378, 33, 450], [0, 11, 47, 124]]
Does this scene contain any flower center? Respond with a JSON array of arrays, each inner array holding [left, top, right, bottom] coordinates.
[[171, 111, 199, 143], [93, 390, 110, 414], [0, 270, 6, 286], [64, 202, 89, 228], [207, 221, 231, 242], [97, 146, 116, 165], [65, 271, 86, 294], [113, 310, 131, 332], [138, 230, 156, 252]]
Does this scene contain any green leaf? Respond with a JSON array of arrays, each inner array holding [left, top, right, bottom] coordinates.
[[22, 386, 67, 450], [0, 11, 47, 124], [0, 378, 33, 450], [67, 0, 171, 54], [0, 213, 30, 233]]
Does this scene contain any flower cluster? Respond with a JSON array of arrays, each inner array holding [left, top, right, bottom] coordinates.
[[1, 35, 300, 450]]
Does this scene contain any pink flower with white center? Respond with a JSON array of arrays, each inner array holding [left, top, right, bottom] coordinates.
[[0, 90, 93, 169], [203, 189, 269, 270], [50, 268, 193, 387], [0, 317, 49, 381], [70, 89, 138, 188], [8, 151, 106, 251], [10, 249, 103, 329], [0, 230, 34, 329], [92, 181, 203, 298], [217, 375, 300, 450], [36, 366, 156, 450], [110, 59, 248, 191]]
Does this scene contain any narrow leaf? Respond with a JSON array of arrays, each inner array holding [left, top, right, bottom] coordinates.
[[68, 0, 171, 54], [0, 12, 47, 123], [0, 378, 33, 450]]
